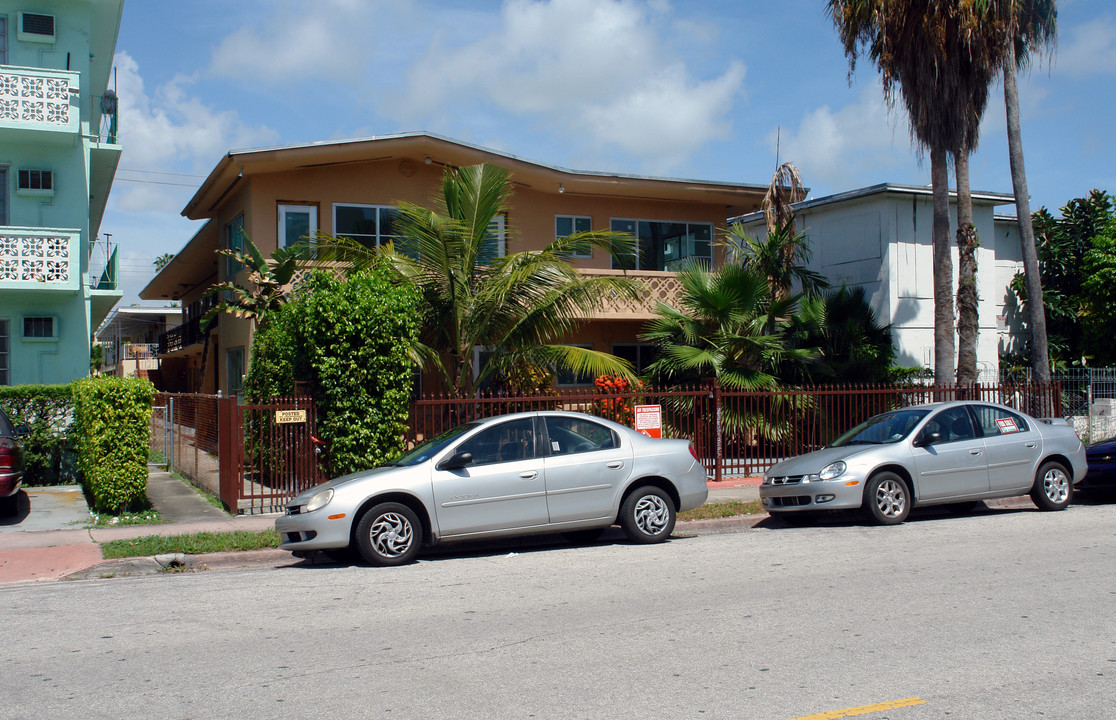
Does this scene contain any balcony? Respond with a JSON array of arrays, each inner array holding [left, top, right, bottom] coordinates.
[[577, 268, 683, 320], [0, 66, 79, 141], [0, 227, 80, 291], [158, 316, 206, 356]]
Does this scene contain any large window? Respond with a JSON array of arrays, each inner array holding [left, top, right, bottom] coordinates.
[[610, 219, 713, 271], [0, 17, 7, 64], [278, 204, 317, 248], [556, 215, 592, 258], [333, 204, 402, 249], [0, 319, 9, 385]]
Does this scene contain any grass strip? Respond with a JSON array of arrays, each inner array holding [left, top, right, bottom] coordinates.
[[100, 530, 281, 559], [678, 499, 764, 521]]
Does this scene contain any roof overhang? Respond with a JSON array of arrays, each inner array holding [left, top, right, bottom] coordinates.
[[139, 220, 218, 301], [183, 132, 768, 219]]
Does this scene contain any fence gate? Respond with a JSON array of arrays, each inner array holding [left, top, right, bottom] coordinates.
[[218, 396, 324, 514]]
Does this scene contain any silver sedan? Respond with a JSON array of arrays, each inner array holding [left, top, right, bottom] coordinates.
[[276, 410, 708, 565], [760, 401, 1087, 525]]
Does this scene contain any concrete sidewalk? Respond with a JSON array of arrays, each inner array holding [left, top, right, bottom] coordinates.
[[0, 471, 762, 585]]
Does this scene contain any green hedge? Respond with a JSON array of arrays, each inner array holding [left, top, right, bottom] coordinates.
[[72, 376, 155, 512], [0, 384, 76, 486]]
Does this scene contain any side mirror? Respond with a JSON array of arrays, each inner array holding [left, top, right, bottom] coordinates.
[[913, 431, 941, 448], [14, 424, 30, 438], [437, 451, 473, 471]]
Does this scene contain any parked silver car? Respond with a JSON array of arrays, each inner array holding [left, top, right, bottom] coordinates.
[[276, 411, 708, 565], [760, 401, 1087, 525]]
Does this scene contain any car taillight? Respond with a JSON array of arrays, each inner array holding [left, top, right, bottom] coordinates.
[[0, 440, 14, 471], [688, 443, 699, 461]]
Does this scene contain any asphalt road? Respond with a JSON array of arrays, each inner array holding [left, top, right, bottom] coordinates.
[[1, 502, 1113, 720]]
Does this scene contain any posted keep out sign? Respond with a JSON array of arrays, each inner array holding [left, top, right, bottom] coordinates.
[[634, 405, 662, 439]]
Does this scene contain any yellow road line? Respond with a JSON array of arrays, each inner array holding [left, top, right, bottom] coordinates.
[[786, 696, 926, 720]]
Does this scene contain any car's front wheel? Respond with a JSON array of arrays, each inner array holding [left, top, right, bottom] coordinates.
[[863, 472, 910, 525], [355, 502, 422, 566], [1030, 461, 1072, 511], [619, 486, 676, 543]]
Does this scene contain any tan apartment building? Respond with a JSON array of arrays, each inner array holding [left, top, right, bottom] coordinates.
[[141, 132, 766, 395]]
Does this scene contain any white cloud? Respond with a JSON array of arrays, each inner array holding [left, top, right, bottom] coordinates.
[[773, 82, 917, 194], [388, 0, 746, 173], [207, 0, 402, 86], [111, 51, 279, 213], [1054, 15, 1116, 77]]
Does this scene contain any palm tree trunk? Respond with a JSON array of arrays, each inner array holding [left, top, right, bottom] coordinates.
[[931, 146, 956, 387], [955, 149, 979, 385], [1004, 39, 1051, 386]]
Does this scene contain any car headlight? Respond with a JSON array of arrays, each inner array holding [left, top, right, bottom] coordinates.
[[304, 488, 334, 513], [819, 461, 847, 481]]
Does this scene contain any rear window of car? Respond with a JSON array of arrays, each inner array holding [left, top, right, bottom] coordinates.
[[971, 405, 1029, 436], [0, 410, 12, 436]]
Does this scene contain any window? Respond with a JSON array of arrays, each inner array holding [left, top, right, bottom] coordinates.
[[609, 219, 713, 271], [0, 17, 8, 64], [556, 344, 594, 387], [278, 204, 317, 248], [226, 347, 245, 398], [613, 343, 659, 375], [971, 405, 1029, 436], [224, 214, 244, 279], [478, 213, 506, 264], [333, 204, 403, 250], [22, 316, 56, 339], [455, 418, 537, 466], [556, 215, 592, 258], [922, 407, 977, 444], [545, 416, 617, 455], [0, 319, 9, 385], [17, 169, 53, 193], [0, 166, 8, 226]]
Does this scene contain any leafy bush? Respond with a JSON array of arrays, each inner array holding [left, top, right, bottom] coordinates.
[[0, 384, 76, 485], [72, 376, 155, 512], [244, 265, 420, 477]]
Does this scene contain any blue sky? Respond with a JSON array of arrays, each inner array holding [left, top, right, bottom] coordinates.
[[106, 0, 1116, 305]]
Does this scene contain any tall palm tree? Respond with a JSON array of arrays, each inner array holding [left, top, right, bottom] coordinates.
[[307, 163, 642, 395], [982, 0, 1057, 384], [829, 1, 1004, 386]]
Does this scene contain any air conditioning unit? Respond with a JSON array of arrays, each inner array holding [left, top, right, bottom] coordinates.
[[18, 12, 56, 43]]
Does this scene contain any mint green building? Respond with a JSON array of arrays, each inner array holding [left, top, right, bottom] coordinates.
[[0, 0, 123, 385]]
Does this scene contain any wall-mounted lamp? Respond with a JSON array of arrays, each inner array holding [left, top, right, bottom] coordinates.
[[558, 183, 565, 194], [425, 155, 433, 165]]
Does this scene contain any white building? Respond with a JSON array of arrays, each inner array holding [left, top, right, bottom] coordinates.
[[730, 184, 1026, 378]]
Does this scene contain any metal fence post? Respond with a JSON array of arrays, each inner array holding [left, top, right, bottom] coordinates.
[[713, 379, 723, 483], [167, 395, 175, 473]]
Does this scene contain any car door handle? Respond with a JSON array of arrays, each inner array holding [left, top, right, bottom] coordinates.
[[969, 449, 982, 455], [606, 460, 624, 469], [519, 471, 538, 480], [1025, 442, 1036, 448]]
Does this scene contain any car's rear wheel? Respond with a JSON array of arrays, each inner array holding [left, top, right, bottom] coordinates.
[[863, 472, 910, 525], [355, 502, 422, 566], [619, 486, 675, 543], [1030, 461, 1072, 511]]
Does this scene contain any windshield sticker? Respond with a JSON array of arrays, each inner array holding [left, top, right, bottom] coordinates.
[[996, 417, 1020, 434]]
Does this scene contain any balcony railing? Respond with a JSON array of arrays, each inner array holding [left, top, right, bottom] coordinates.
[[577, 268, 682, 319], [0, 66, 78, 137], [158, 316, 205, 355], [0, 228, 79, 291]]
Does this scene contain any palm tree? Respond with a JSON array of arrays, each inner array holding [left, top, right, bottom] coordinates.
[[202, 235, 304, 331], [987, 0, 1057, 385], [307, 163, 643, 395], [829, 1, 1003, 385]]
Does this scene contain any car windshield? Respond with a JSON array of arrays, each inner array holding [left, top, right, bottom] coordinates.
[[386, 421, 483, 467], [829, 408, 931, 447]]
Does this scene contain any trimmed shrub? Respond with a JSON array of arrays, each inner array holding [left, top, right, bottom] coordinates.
[[244, 264, 420, 477], [72, 376, 155, 512], [0, 384, 76, 485]]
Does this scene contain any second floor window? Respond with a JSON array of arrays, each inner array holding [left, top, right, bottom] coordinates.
[[556, 215, 592, 258], [333, 204, 403, 250], [609, 219, 713, 272], [224, 214, 244, 279]]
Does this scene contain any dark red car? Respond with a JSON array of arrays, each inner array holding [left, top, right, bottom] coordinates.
[[0, 408, 27, 516]]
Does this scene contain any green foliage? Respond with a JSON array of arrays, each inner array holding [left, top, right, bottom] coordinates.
[[71, 377, 155, 513], [786, 286, 895, 384], [244, 264, 421, 476], [1011, 189, 1114, 365], [1080, 220, 1116, 365], [202, 234, 305, 330], [0, 384, 76, 486], [100, 529, 279, 559]]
